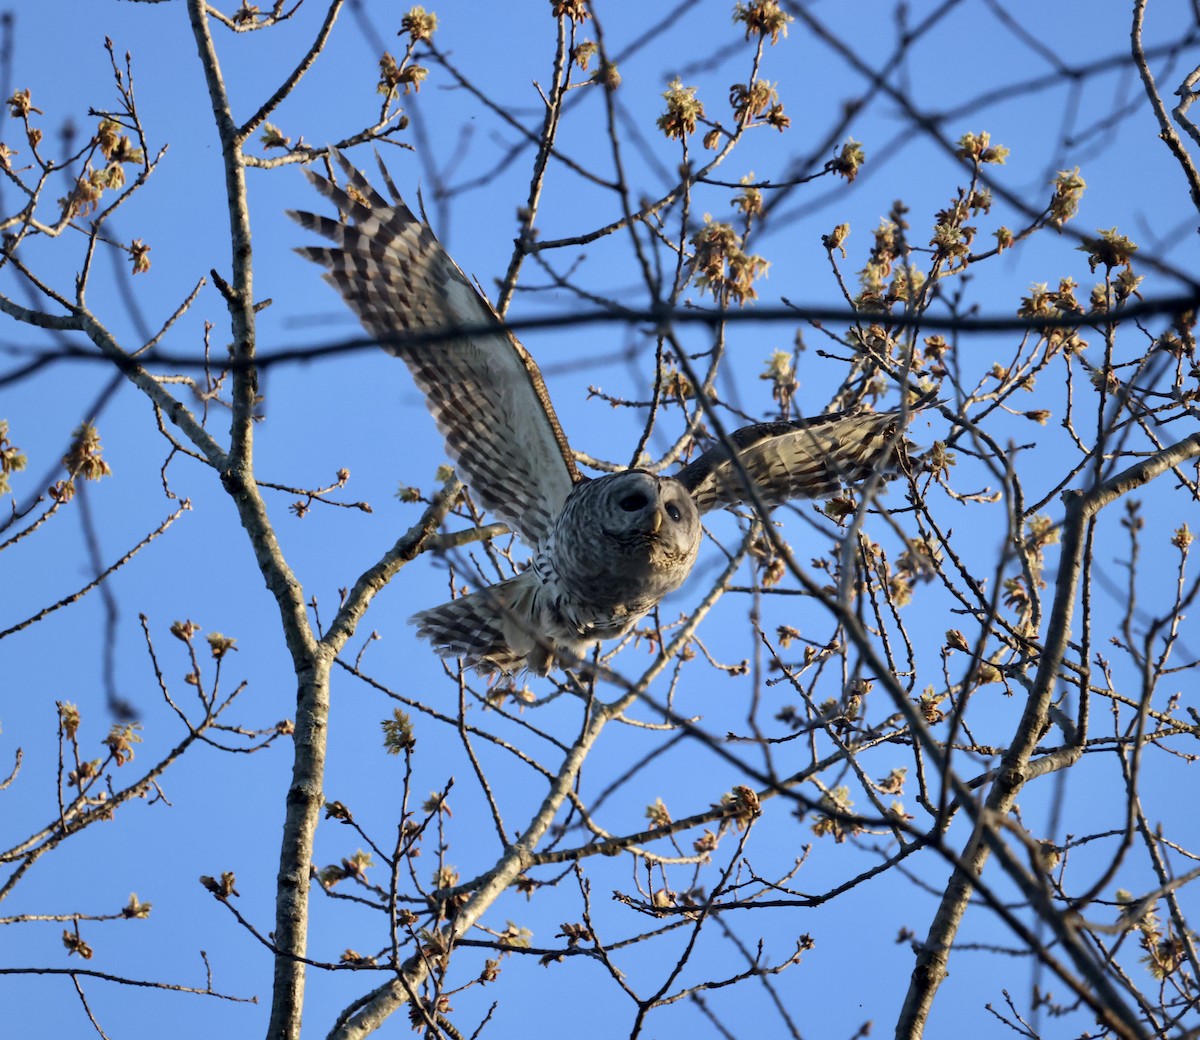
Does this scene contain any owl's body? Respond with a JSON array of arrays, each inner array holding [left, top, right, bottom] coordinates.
[[414, 470, 701, 674], [293, 153, 920, 676]]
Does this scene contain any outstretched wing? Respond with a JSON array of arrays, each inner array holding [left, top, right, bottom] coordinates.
[[677, 408, 915, 516], [290, 151, 582, 547]]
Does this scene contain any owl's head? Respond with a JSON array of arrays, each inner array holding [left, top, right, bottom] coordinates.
[[593, 470, 700, 563], [550, 470, 702, 614]]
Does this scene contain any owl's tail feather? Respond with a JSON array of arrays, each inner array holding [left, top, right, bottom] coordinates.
[[410, 571, 549, 676]]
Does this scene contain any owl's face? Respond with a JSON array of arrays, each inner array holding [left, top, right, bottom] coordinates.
[[545, 470, 701, 613], [595, 470, 700, 564]]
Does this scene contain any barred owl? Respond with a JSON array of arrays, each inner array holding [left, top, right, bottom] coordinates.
[[292, 152, 918, 675]]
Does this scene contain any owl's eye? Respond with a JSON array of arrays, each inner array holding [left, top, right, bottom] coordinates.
[[618, 492, 649, 512], [666, 503, 682, 522]]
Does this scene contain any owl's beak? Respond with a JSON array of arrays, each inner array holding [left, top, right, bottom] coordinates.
[[649, 509, 663, 533]]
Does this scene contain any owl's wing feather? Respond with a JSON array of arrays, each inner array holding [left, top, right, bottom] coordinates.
[[290, 151, 582, 547], [678, 408, 914, 515]]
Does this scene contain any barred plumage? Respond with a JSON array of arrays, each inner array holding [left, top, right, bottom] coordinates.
[[678, 409, 911, 515], [293, 152, 922, 675], [290, 152, 579, 547]]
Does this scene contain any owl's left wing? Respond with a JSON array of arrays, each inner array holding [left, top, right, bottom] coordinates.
[[678, 408, 915, 516], [289, 151, 582, 548]]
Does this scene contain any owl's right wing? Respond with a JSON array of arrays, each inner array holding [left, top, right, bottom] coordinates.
[[289, 151, 582, 548], [677, 407, 916, 516]]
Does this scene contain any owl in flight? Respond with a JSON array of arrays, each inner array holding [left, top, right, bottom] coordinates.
[[292, 152, 917, 676]]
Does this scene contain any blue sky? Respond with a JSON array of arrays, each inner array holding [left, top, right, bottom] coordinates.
[[2, 2, 1199, 1038]]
